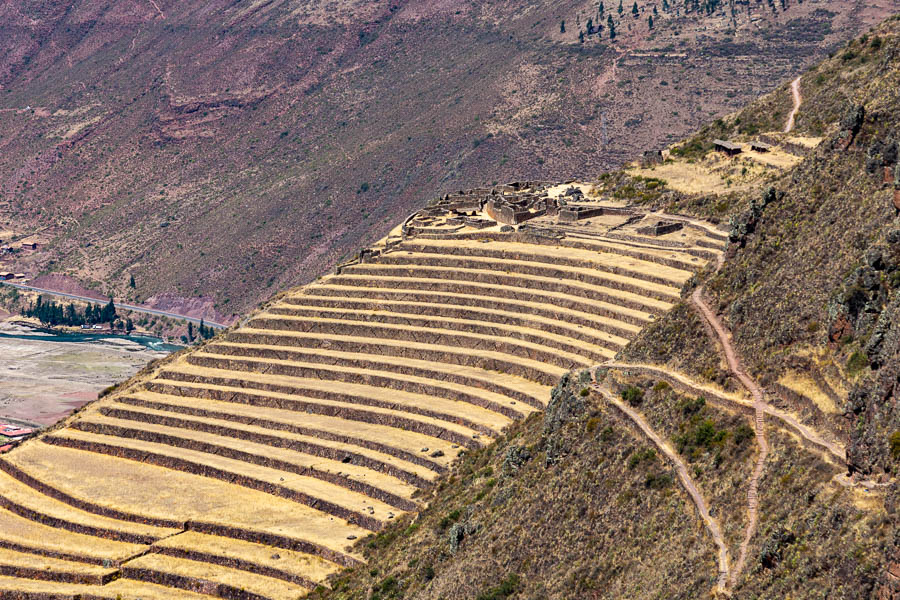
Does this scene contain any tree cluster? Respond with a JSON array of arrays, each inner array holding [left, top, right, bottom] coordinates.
[[22, 296, 118, 328], [183, 319, 216, 344]]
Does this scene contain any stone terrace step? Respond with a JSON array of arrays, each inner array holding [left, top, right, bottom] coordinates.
[[122, 552, 305, 600], [0, 506, 146, 566], [151, 530, 338, 589], [217, 330, 568, 390], [269, 298, 631, 349], [561, 234, 718, 266], [145, 370, 492, 446], [116, 390, 453, 475], [251, 307, 619, 359], [69, 413, 419, 507], [43, 429, 395, 531], [96, 401, 435, 488], [241, 315, 592, 374], [182, 352, 539, 421], [338, 263, 678, 308], [285, 289, 643, 337], [0, 546, 119, 585], [305, 278, 657, 324], [379, 247, 691, 290], [7, 442, 370, 563], [404, 236, 707, 273], [352, 250, 680, 300], [0, 575, 213, 599], [0, 468, 178, 545], [210, 335, 557, 403]]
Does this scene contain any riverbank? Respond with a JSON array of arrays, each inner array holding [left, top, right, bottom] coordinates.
[[0, 322, 177, 425], [4, 318, 183, 351]]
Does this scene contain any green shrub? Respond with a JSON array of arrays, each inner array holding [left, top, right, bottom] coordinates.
[[645, 472, 673, 489], [476, 573, 520, 600], [680, 396, 706, 416], [628, 447, 656, 469], [579, 387, 590, 397], [438, 509, 461, 531], [846, 351, 868, 377], [890, 431, 900, 460], [372, 575, 400, 600], [733, 423, 755, 447], [586, 416, 602, 433], [675, 418, 728, 457], [367, 529, 399, 550], [621, 386, 644, 406], [600, 426, 615, 441], [652, 380, 670, 392]]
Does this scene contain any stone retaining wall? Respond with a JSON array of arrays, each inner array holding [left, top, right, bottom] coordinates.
[[0, 539, 112, 568], [324, 274, 660, 319], [149, 545, 316, 590], [97, 406, 430, 489], [186, 353, 533, 419], [120, 565, 269, 600], [0, 461, 182, 530], [42, 435, 385, 532], [0, 494, 158, 545], [213, 337, 551, 406], [286, 292, 637, 338], [109, 398, 446, 475], [184, 521, 361, 568], [238, 318, 593, 375], [269, 302, 624, 349], [69, 420, 417, 511], [143, 378, 486, 446], [342, 262, 677, 304], [396, 242, 688, 286], [0, 564, 117, 586]]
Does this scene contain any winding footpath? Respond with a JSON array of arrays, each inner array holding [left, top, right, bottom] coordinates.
[[784, 76, 802, 134], [592, 383, 731, 593], [690, 286, 768, 589], [602, 360, 847, 467]]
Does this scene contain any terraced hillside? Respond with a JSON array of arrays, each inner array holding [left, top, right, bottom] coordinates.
[[0, 186, 724, 598]]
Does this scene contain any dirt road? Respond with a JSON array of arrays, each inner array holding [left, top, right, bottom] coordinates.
[[784, 77, 802, 133], [0, 281, 227, 329]]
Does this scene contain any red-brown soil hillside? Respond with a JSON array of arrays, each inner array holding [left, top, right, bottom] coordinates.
[[0, 0, 892, 316]]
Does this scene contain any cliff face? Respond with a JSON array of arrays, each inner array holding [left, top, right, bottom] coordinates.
[[0, 0, 890, 316]]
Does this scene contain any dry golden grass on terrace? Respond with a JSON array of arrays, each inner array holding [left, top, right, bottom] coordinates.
[[627, 138, 808, 195], [0, 506, 145, 560], [0, 193, 725, 597], [778, 371, 840, 414]]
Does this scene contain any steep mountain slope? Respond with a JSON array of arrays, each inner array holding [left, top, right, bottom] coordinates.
[[0, 0, 891, 318], [304, 16, 900, 600]]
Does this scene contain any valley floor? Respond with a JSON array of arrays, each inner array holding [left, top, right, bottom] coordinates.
[[0, 322, 170, 425]]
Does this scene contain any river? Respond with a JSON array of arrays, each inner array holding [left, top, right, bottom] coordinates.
[[0, 322, 182, 426]]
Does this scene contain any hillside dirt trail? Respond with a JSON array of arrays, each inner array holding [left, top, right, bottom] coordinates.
[[784, 77, 802, 133], [602, 360, 849, 464], [691, 286, 768, 589], [592, 383, 731, 593]]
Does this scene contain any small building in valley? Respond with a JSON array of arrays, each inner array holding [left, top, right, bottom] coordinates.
[[750, 141, 772, 153], [713, 139, 743, 156], [641, 150, 664, 166]]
